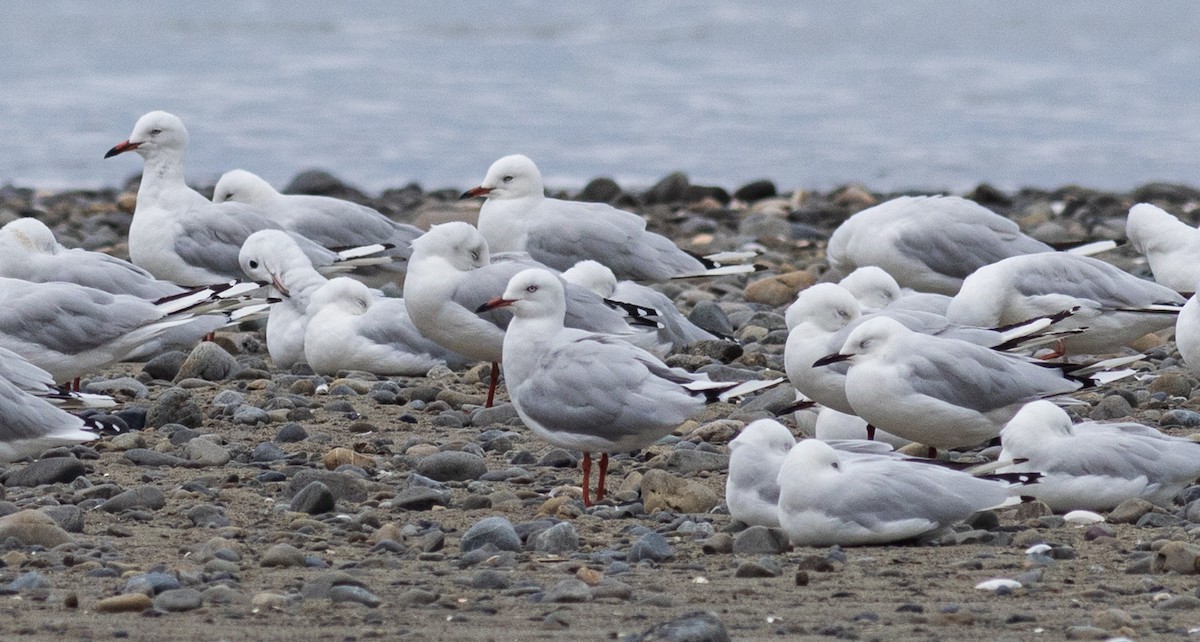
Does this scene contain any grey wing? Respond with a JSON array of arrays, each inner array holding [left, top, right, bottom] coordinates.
[[0, 376, 86, 442], [0, 346, 56, 393], [51, 250, 182, 298], [356, 300, 472, 367], [562, 281, 635, 334], [1032, 427, 1200, 480], [451, 262, 525, 329], [0, 281, 161, 354], [524, 200, 702, 279], [285, 197, 421, 256], [904, 336, 1077, 413], [1011, 254, 1185, 307], [894, 216, 1050, 282], [173, 203, 286, 280], [838, 461, 1007, 528], [613, 282, 716, 345], [512, 337, 697, 443]]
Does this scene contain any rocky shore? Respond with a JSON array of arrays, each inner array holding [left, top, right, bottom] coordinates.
[[0, 171, 1199, 641]]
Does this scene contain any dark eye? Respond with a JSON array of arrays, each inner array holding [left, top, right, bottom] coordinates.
[[248, 260, 259, 269], [831, 462, 840, 470], [503, 175, 514, 183], [469, 250, 479, 261], [150, 128, 162, 135], [224, 192, 234, 200], [525, 285, 537, 293]]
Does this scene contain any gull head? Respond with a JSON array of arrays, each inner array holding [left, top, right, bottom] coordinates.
[[461, 154, 543, 201], [780, 439, 844, 485], [730, 419, 796, 458], [105, 110, 188, 159], [1002, 400, 1074, 442], [214, 169, 277, 205], [838, 266, 902, 310], [813, 315, 907, 368], [0, 218, 59, 254], [784, 283, 861, 333], [478, 268, 566, 320], [309, 277, 372, 317], [561, 260, 618, 298], [411, 222, 491, 271], [239, 230, 309, 296]]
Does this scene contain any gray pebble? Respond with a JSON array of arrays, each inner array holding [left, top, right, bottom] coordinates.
[[291, 481, 336, 514], [665, 449, 728, 474], [183, 438, 231, 467], [470, 403, 520, 427], [142, 351, 187, 381], [328, 585, 382, 607], [470, 570, 511, 590], [40, 505, 85, 533], [629, 532, 673, 563], [392, 487, 451, 511], [533, 522, 579, 555], [6, 571, 48, 592], [415, 451, 488, 482], [261, 543, 306, 568], [1162, 409, 1200, 427], [84, 377, 148, 399], [542, 579, 592, 603], [153, 588, 203, 612], [732, 526, 791, 555], [232, 406, 270, 425], [251, 442, 287, 462], [735, 557, 783, 578], [1107, 498, 1155, 524], [186, 504, 230, 528], [1089, 394, 1132, 420], [145, 388, 203, 429], [460, 516, 522, 553], [537, 449, 576, 468], [275, 423, 308, 443], [628, 611, 731, 642], [100, 485, 166, 513], [5, 457, 85, 487], [124, 571, 180, 596], [688, 302, 735, 338], [287, 470, 366, 503], [122, 448, 186, 467], [174, 342, 239, 382]]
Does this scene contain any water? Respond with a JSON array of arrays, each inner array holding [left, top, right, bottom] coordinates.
[[1, 2, 1198, 193]]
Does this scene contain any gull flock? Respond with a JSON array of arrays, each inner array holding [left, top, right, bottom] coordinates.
[[3, 108, 1200, 547]]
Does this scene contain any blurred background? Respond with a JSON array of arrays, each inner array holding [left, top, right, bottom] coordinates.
[[2, 1, 1197, 193]]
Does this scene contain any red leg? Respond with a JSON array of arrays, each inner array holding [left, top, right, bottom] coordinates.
[[72, 377, 81, 393], [928, 446, 938, 459], [486, 362, 499, 408], [596, 453, 609, 504], [581, 452, 592, 508], [1037, 339, 1066, 361], [203, 332, 215, 342], [866, 424, 876, 441]]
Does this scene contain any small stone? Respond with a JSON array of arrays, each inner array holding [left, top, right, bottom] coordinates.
[[1148, 372, 1193, 398], [415, 451, 487, 482], [543, 579, 593, 603], [323, 447, 375, 470], [392, 487, 451, 511], [640, 469, 720, 514], [275, 423, 309, 443], [460, 516, 522, 553], [1089, 394, 1132, 420], [145, 388, 203, 428], [469, 403, 520, 427], [287, 470, 367, 503], [734, 180, 777, 202], [735, 558, 783, 578], [1159, 595, 1200, 610], [629, 532, 672, 563], [99, 486, 166, 513], [1162, 409, 1200, 428], [0, 510, 72, 548], [1107, 498, 1155, 524], [251, 442, 287, 462], [631, 611, 731, 642], [664, 449, 728, 474], [6, 571, 49, 592], [732, 526, 791, 555], [397, 588, 439, 606], [743, 271, 816, 306], [122, 448, 186, 467], [183, 438, 231, 467], [153, 588, 203, 612], [39, 505, 84, 533], [1065, 625, 1110, 640], [93, 593, 153, 613], [174, 342, 239, 382], [1152, 541, 1200, 574], [701, 533, 734, 555], [533, 522, 579, 555], [575, 567, 604, 586], [328, 585, 382, 607], [85, 377, 148, 399], [5, 457, 85, 487], [290, 481, 336, 514], [251, 592, 293, 610], [186, 505, 230, 528], [142, 351, 187, 381]]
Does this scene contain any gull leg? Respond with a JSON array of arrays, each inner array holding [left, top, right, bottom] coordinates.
[[596, 453, 609, 504], [486, 362, 500, 408], [866, 424, 876, 441], [1037, 339, 1066, 361], [71, 377, 81, 393], [581, 452, 592, 508]]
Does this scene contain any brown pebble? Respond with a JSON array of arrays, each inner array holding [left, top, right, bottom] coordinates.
[[795, 570, 809, 586], [93, 593, 153, 613], [63, 593, 78, 609], [575, 567, 604, 586], [322, 447, 375, 471], [743, 270, 817, 306]]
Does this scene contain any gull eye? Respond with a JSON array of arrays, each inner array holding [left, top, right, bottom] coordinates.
[[525, 285, 538, 293], [503, 175, 514, 183], [149, 128, 162, 135], [469, 250, 479, 261], [248, 260, 259, 269], [831, 461, 840, 470], [223, 192, 234, 200]]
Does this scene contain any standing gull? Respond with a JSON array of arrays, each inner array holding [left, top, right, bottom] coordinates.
[[946, 252, 1184, 354], [814, 316, 1136, 452], [105, 111, 388, 286], [463, 154, 757, 280], [480, 268, 781, 506], [998, 401, 1200, 512], [1176, 283, 1200, 377]]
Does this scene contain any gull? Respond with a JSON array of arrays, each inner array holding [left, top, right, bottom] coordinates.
[[726, 419, 796, 528], [998, 401, 1200, 512], [0, 371, 103, 462], [214, 168, 419, 275], [814, 407, 912, 449], [404, 222, 661, 406], [814, 316, 1137, 452], [826, 195, 1113, 296], [946, 252, 1184, 354], [463, 154, 757, 280], [239, 230, 334, 369], [1125, 202, 1200, 292], [561, 259, 720, 352], [1177, 287, 1200, 377], [480, 268, 781, 507], [776, 438, 1032, 547], [837, 266, 952, 315], [0, 276, 248, 384], [105, 111, 391, 286], [304, 277, 471, 376]]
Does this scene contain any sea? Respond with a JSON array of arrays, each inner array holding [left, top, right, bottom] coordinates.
[[2, 1, 1198, 194]]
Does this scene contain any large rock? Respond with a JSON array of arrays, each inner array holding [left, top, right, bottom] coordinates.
[[174, 342, 239, 382], [0, 510, 72, 547], [146, 388, 203, 428], [5, 457, 85, 487], [640, 469, 719, 514]]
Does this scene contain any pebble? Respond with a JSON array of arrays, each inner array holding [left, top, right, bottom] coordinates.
[[1107, 498, 1155, 524], [174, 342, 239, 382], [287, 470, 367, 502], [183, 438, 231, 467], [153, 588, 203, 612], [542, 579, 593, 603], [123, 448, 186, 467], [0, 510, 73, 547], [142, 351, 187, 381], [1152, 541, 1200, 574], [640, 469, 720, 514], [629, 532, 673, 563], [6, 571, 49, 592], [743, 270, 816, 306], [732, 526, 791, 555], [460, 516, 522, 553], [415, 450, 488, 481], [93, 593, 153, 613], [392, 487, 451, 511], [100, 485, 166, 512], [275, 423, 309, 443], [533, 522, 579, 555], [1162, 409, 1200, 427], [628, 611, 731, 642], [5, 457, 85, 487], [328, 585, 382, 607], [145, 388, 203, 428], [735, 557, 783, 578], [290, 481, 336, 514]]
